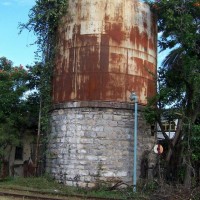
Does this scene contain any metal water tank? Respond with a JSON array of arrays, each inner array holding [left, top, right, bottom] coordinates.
[[48, 0, 157, 188], [52, 0, 156, 105]]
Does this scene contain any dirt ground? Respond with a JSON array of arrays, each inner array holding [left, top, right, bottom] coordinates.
[[0, 196, 83, 200], [0, 197, 31, 200]]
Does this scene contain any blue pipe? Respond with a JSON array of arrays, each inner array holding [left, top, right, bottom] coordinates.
[[130, 92, 138, 192]]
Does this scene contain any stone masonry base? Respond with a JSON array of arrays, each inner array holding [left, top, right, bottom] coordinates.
[[46, 101, 156, 188]]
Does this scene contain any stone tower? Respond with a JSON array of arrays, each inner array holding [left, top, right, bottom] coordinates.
[[46, 0, 157, 187]]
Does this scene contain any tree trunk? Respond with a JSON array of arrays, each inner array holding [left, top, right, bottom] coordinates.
[[184, 164, 192, 188], [166, 119, 182, 162], [35, 98, 42, 176]]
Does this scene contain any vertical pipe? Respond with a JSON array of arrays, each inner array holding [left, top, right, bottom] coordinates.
[[130, 92, 138, 192], [133, 95, 138, 192]]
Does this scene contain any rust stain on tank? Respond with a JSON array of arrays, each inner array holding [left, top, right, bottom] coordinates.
[[130, 26, 140, 48], [102, 73, 125, 100], [53, 0, 157, 105], [141, 31, 148, 51], [105, 23, 125, 44], [100, 35, 109, 72], [149, 38, 155, 50], [143, 21, 147, 29], [105, 14, 110, 21]]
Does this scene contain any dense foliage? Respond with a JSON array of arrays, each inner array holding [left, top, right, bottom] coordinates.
[[145, 0, 200, 186], [20, 0, 68, 60], [19, 0, 69, 172], [0, 57, 39, 160], [20, 0, 68, 129]]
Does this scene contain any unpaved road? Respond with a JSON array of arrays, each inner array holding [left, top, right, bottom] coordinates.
[[0, 195, 84, 200], [0, 189, 87, 200], [0, 188, 117, 200], [0, 197, 26, 200]]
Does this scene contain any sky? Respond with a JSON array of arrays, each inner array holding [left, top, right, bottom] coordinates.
[[0, 0, 168, 68], [0, 0, 37, 67]]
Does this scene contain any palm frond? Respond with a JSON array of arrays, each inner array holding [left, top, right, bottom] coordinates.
[[162, 47, 185, 69]]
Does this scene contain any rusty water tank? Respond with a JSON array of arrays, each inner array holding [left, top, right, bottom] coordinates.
[[53, 0, 157, 106], [48, 0, 157, 187]]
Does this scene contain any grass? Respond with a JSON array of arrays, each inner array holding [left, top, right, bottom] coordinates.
[[1, 177, 200, 200], [0, 176, 147, 200], [0, 176, 61, 190], [0, 176, 75, 196]]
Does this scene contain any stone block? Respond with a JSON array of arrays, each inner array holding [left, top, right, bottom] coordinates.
[[116, 171, 127, 177], [68, 138, 79, 143], [80, 149, 87, 154], [77, 154, 85, 160], [98, 156, 107, 161], [77, 144, 85, 149], [78, 170, 89, 176], [80, 138, 93, 144], [76, 114, 84, 119], [76, 125, 82, 131], [66, 181, 73, 186], [68, 114, 75, 120], [102, 114, 112, 120], [78, 182, 87, 188], [84, 132, 96, 138], [86, 155, 98, 161], [102, 171, 115, 177], [87, 183, 96, 188], [92, 126, 104, 132], [104, 126, 114, 133], [80, 161, 87, 165], [58, 109, 64, 115], [76, 130, 85, 137], [113, 115, 122, 121], [66, 131, 74, 137], [81, 125, 92, 131], [96, 132, 107, 138]]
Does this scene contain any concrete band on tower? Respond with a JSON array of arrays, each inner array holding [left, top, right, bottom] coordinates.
[[46, 0, 157, 188]]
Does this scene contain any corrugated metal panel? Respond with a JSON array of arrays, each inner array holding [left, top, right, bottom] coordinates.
[[53, 0, 157, 105]]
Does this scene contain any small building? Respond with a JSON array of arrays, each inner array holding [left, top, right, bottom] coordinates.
[[1, 132, 36, 178], [157, 119, 178, 140]]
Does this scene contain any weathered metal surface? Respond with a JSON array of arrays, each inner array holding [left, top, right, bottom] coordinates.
[[53, 0, 157, 105]]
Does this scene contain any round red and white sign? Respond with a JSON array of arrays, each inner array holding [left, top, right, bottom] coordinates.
[[154, 144, 164, 154]]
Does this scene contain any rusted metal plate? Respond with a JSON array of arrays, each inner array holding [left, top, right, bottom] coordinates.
[[53, 0, 157, 105]]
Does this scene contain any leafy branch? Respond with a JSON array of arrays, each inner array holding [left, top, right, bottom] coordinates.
[[19, 0, 68, 173]]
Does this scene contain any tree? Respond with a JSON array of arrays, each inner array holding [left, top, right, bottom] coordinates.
[[0, 57, 44, 179], [19, 0, 68, 174], [145, 0, 200, 187], [26, 62, 52, 174], [20, 0, 68, 61], [0, 57, 38, 162]]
